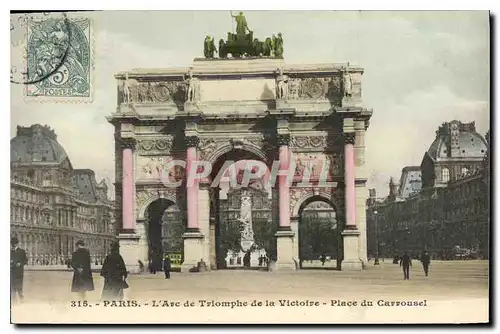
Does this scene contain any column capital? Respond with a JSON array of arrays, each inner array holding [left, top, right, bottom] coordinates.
[[277, 134, 291, 146], [343, 132, 355, 145], [185, 135, 200, 148], [120, 137, 137, 150]]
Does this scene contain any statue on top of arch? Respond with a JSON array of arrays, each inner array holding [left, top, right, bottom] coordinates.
[[204, 11, 284, 59]]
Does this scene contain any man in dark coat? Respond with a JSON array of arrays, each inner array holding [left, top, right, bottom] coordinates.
[[163, 256, 171, 279], [11, 236, 27, 304], [71, 240, 94, 300], [399, 251, 412, 280], [100, 242, 128, 300], [421, 250, 431, 277]]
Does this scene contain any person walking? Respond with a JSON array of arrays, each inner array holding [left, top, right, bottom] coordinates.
[[163, 255, 172, 279], [11, 236, 27, 304], [71, 240, 94, 300], [100, 242, 128, 300], [421, 250, 431, 277], [399, 251, 412, 280]]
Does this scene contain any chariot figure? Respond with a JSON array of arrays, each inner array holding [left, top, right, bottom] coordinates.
[[231, 11, 251, 36]]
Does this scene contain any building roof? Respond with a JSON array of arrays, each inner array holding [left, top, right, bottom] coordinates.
[[73, 169, 110, 203], [398, 166, 422, 199], [426, 120, 487, 162], [11, 124, 69, 165]]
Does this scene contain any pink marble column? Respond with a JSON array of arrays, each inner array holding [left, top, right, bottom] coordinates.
[[121, 138, 136, 232], [278, 134, 291, 230], [186, 136, 199, 231], [344, 133, 357, 229]]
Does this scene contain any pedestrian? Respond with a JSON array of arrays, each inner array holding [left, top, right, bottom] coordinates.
[[320, 254, 326, 266], [399, 251, 412, 280], [163, 255, 171, 279], [11, 236, 27, 304], [149, 251, 157, 274], [421, 250, 431, 277], [71, 240, 94, 300], [100, 242, 128, 300]]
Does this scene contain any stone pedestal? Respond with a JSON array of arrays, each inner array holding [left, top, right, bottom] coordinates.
[[274, 229, 296, 270], [118, 233, 142, 274], [341, 228, 362, 271], [181, 230, 205, 272]]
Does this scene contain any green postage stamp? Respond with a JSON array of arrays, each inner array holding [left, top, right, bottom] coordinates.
[[15, 13, 94, 102]]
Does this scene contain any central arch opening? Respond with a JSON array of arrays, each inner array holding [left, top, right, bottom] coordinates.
[[209, 149, 277, 270], [298, 196, 340, 270]]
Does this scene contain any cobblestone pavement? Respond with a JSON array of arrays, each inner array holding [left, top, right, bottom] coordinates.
[[11, 260, 489, 324]]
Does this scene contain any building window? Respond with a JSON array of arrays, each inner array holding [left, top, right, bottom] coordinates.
[[461, 167, 469, 176], [43, 212, 51, 224], [441, 168, 450, 182]]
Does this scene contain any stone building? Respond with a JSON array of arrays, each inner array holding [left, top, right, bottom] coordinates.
[[367, 121, 489, 259], [421, 120, 488, 188], [10, 124, 116, 265]]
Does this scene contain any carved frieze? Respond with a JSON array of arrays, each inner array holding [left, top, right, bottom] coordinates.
[[127, 80, 187, 104], [290, 134, 344, 150], [136, 137, 174, 155], [285, 76, 342, 101]]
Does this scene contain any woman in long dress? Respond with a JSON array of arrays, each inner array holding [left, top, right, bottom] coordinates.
[[100, 242, 128, 301]]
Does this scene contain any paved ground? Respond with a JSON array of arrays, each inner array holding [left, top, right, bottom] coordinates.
[[11, 260, 489, 324]]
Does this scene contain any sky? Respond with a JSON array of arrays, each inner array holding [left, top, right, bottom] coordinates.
[[10, 11, 490, 198]]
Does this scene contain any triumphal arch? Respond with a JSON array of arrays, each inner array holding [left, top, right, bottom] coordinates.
[[108, 17, 372, 273]]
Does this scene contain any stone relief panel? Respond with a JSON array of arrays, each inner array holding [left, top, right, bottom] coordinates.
[[293, 152, 343, 179], [126, 80, 187, 105], [290, 134, 344, 151], [136, 156, 185, 183], [136, 137, 174, 156], [285, 76, 342, 102]]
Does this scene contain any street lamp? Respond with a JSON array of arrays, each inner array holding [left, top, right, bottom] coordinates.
[[374, 210, 380, 265]]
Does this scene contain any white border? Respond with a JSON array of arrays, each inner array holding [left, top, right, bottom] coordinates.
[[3, 1, 498, 333]]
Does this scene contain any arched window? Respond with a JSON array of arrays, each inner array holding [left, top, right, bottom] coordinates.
[[441, 168, 450, 182]]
